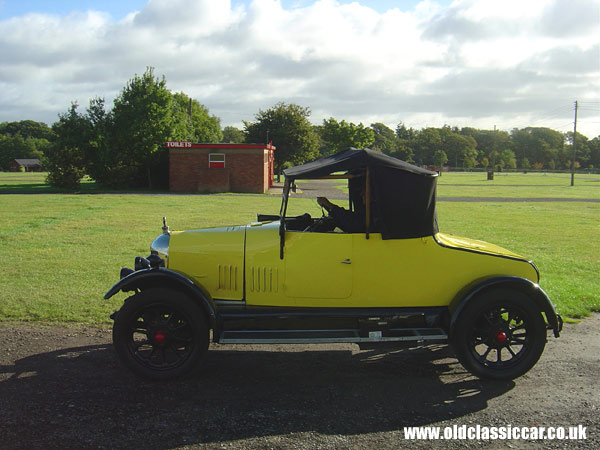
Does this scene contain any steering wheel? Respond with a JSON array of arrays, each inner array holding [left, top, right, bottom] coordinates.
[[304, 214, 336, 232]]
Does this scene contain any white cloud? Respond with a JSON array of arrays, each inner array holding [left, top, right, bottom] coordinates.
[[0, 0, 598, 137]]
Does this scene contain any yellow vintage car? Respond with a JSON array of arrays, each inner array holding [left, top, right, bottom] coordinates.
[[105, 148, 562, 381]]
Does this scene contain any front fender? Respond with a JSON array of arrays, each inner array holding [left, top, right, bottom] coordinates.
[[104, 268, 217, 328], [449, 276, 562, 338]]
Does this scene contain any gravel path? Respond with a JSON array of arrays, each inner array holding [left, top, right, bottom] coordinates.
[[0, 314, 597, 449]]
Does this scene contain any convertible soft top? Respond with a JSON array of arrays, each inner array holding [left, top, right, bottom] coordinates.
[[284, 147, 437, 179], [283, 148, 439, 239]]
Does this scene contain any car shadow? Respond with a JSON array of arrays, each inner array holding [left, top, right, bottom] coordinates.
[[0, 342, 514, 449]]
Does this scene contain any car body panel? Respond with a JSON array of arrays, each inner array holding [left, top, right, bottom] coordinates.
[[244, 221, 285, 306], [434, 233, 526, 260], [168, 226, 246, 301], [239, 220, 539, 308], [284, 231, 353, 300], [103, 267, 217, 327], [351, 233, 538, 308], [243, 222, 355, 306]]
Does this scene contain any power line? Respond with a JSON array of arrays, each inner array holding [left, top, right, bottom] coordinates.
[[552, 121, 577, 130], [509, 104, 574, 130], [509, 100, 600, 133], [540, 104, 577, 115]]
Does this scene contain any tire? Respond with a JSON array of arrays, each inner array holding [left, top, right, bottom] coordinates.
[[451, 288, 547, 380], [112, 288, 209, 381]]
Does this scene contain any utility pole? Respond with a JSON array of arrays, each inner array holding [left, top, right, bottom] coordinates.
[[493, 124, 497, 170], [487, 125, 497, 180], [571, 101, 578, 186]]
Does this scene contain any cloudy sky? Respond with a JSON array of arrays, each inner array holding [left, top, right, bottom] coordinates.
[[0, 0, 598, 137]]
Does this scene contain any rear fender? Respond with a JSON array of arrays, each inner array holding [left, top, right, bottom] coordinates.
[[104, 268, 217, 329], [449, 276, 561, 338]]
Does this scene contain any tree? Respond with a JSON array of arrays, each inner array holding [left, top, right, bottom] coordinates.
[[565, 131, 590, 169], [370, 122, 397, 154], [81, 97, 112, 185], [172, 92, 222, 143], [0, 134, 45, 170], [396, 122, 416, 141], [391, 143, 414, 163], [41, 68, 224, 189], [433, 149, 448, 171], [111, 67, 178, 188], [394, 122, 415, 163], [244, 102, 320, 177], [0, 120, 54, 170], [500, 149, 517, 169], [588, 136, 600, 169], [443, 132, 477, 168], [413, 128, 441, 165], [0, 120, 55, 141], [511, 127, 564, 169], [221, 126, 245, 144], [44, 103, 87, 188], [461, 127, 510, 167], [318, 118, 374, 155]]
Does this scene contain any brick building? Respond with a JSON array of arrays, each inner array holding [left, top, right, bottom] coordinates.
[[168, 142, 276, 193]]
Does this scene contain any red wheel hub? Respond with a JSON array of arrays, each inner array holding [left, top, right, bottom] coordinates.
[[495, 331, 507, 343], [154, 331, 166, 343]]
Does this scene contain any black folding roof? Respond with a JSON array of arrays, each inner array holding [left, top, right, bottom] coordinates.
[[283, 148, 437, 179], [283, 148, 439, 239]]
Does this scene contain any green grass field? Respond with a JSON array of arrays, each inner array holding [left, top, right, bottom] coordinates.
[[0, 172, 98, 193], [332, 171, 600, 199], [0, 172, 598, 324], [437, 171, 599, 199], [0, 172, 161, 194]]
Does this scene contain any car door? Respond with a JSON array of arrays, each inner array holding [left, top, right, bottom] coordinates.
[[283, 231, 353, 306]]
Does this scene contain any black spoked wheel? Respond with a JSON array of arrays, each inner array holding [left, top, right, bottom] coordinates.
[[470, 305, 533, 369], [113, 288, 209, 380], [452, 289, 546, 380]]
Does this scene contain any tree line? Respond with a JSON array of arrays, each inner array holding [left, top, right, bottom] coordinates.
[[0, 120, 54, 170], [198, 102, 600, 181], [1, 68, 598, 188]]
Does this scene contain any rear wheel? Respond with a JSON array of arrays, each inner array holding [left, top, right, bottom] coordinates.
[[452, 289, 547, 380], [113, 288, 209, 380]]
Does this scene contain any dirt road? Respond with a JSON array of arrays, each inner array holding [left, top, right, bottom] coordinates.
[[0, 315, 597, 449]]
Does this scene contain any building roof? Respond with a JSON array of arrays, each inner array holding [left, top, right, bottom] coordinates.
[[14, 159, 41, 167], [166, 141, 275, 150]]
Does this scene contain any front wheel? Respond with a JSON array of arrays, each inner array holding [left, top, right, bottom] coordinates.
[[451, 289, 547, 380], [113, 288, 209, 380]]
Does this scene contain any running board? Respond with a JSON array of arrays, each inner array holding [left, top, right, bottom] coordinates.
[[218, 328, 448, 344]]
